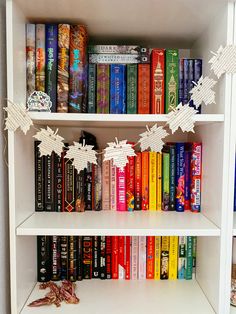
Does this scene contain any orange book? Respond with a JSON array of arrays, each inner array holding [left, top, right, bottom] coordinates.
[[146, 236, 155, 279], [138, 64, 150, 114], [141, 152, 149, 210]]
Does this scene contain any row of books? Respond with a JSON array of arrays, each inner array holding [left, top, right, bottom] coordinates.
[[38, 235, 196, 282], [26, 24, 202, 114], [35, 142, 202, 212]]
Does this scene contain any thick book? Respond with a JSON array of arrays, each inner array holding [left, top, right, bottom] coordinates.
[[106, 236, 112, 279], [87, 45, 145, 54], [162, 146, 170, 211], [138, 236, 146, 279], [100, 236, 106, 279], [45, 24, 58, 112], [186, 236, 193, 280], [165, 49, 179, 113], [57, 24, 70, 113], [149, 152, 157, 211], [35, 141, 44, 211], [193, 59, 202, 113], [178, 59, 184, 104], [117, 167, 126, 211], [141, 152, 149, 210], [154, 236, 161, 280], [96, 64, 110, 113], [134, 152, 142, 210], [176, 143, 185, 212], [87, 63, 96, 113], [178, 236, 186, 279], [131, 236, 139, 280], [69, 25, 88, 113], [54, 152, 63, 212], [26, 24, 35, 97], [44, 153, 54, 211], [126, 155, 135, 211], [52, 235, 61, 281], [169, 236, 178, 280], [60, 236, 68, 280], [92, 236, 101, 278], [102, 160, 110, 210], [157, 152, 162, 211], [82, 236, 93, 279], [169, 145, 176, 211], [151, 48, 165, 114], [125, 236, 131, 280], [146, 236, 155, 279], [191, 142, 202, 212], [184, 143, 192, 210], [110, 64, 126, 114], [112, 236, 119, 279], [161, 236, 169, 280], [89, 53, 149, 64], [77, 236, 83, 281], [118, 236, 125, 279], [110, 160, 117, 211], [36, 24, 45, 92], [37, 236, 51, 282], [68, 236, 77, 281], [127, 64, 137, 114], [138, 64, 150, 114]]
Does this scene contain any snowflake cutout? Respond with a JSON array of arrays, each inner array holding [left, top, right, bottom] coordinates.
[[27, 91, 52, 112], [167, 103, 198, 134], [138, 124, 169, 152], [33, 127, 64, 156], [104, 138, 136, 170], [65, 141, 97, 173], [189, 76, 217, 107], [209, 45, 236, 78], [4, 101, 33, 134]]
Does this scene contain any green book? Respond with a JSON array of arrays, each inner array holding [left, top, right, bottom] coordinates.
[[162, 146, 170, 211], [192, 236, 197, 279], [127, 64, 137, 114], [186, 236, 193, 280], [165, 49, 179, 113]]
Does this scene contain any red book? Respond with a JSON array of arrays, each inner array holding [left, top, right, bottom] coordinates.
[[135, 152, 142, 210], [126, 156, 135, 211], [138, 64, 150, 114], [118, 236, 125, 279], [125, 236, 131, 280], [112, 236, 119, 279], [151, 49, 165, 114], [146, 236, 155, 279], [106, 236, 112, 279], [117, 167, 127, 211], [141, 152, 149, 210]]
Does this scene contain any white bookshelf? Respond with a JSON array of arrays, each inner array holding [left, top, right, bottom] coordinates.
[[6, 0, 236, 313]]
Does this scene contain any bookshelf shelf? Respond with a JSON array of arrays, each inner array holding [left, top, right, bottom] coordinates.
[[21, 280, 215, 314], [16, 211, 220, 236]]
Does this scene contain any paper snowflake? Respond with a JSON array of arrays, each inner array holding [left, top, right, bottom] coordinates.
[[27, 91, 52, 111], [65, 141, 97, 173], [104, 138, 136, 170], [4, 102, 33, 134], [167, 103, 198, 134], [138, 124, 169, 152], [209, 45, 236, 78], [189, 76, 217, 107], [33, 127, 64, 156]]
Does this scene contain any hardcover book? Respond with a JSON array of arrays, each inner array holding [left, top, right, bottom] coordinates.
[[96, 64, 110, 113], [138, 64, 150, 114], [54, 152, 63, 212], [26, 24, 35, 97], [186, 236, 193, 280], [87, 45, 144, 54], [110, 160, 117, 211], [94, 155, 102, 211], [89, 53, 150, 64], [178, 59, 184, 104], [87, 63, 96, 113], [125, 236, 131, 280], [169, 145, 176, 211], [36, 24, 45, 92], [193, 59, 202, 113], [64, 151, 75, 212], [162, 146, 170, 211], [110, 64, 126, 114], [118, 236, 125, 279], [183, 59, 189, 105], [75, 169, 85, 212], [44, 153, 54, 211], [184, 144, 192, 210], [165, 49, 179, 113], [127, 64, 137, 114], [77, 236, 83, 281], [85, 163, 93, 210]]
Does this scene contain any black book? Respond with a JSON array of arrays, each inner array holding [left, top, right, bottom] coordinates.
[[37, 236, 51, 282], [54, 152, 63, 212], [51, 235, 61, 281], [60, 236, 68, 280], [77, 236, 83, 281], [44, 152, 54, 211], [68, 236, 77, 281], [100, 236, 106, 279], [82, 236, 92, 279], [35, 141, 44, 211], [105, 236, 112, 279], [92, 236, 101, 278]]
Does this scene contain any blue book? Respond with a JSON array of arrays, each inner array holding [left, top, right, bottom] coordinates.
[[178, 59, 184, 104], [175, 143, 185, 212], [183, 59, 189, 105], [193, 59, 202, 113], [45, 24, 58, 112], [110, 64, 126, 114], [188, 59, 194, 108], [87, 64, 96, 113]]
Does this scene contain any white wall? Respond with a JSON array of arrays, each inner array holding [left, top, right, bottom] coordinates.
[[0, 0, 10, 313]]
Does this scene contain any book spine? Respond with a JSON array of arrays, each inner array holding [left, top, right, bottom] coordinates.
[[82, 236, 93, 279], [178, 236, 186, 279], [169, 145, 176, 211], [165, 49, 179, 113], [138, 64, 150, 114], [36, 24, 45, 92], [44, 153, 54, 211], [110, 64, 126, 114], [183, 59, 189, 105], [151, 48, 165, 114], [100, 236, 106, 279], [45, 24, 57, 112], [154, 236, 161, 280], [110, 160, 117, 211], [192, 236, 197, 279], [68, 236, 77, 281], [117, 167, 126, 211], [127, 64, 137, 114], [131, 236, 139, 280], [92, 236, 101, 278], [186, 236, 193, 280], [118, 236, 125, 279], [75, 169, 85, 212], [85, 163, 93, 210], [184, 144, 192, 210], [169, 236, 178, 280], [60, 236, 68, 280], [178, 59, 184, 104], [135, 152, 142, 210], [54, 152, 63, 212], [35, 141, 44, 211], [37, 236, 51, 282], [176, 143, 185, 212], [141, 152, 149, 210], [52, 235, 61, 281], [94, 155, 102, 211], [87, 45, 143, 54], [106, 236, 112, 279], [89, 53, 150, 64], [162, 147, 170, 211], [125, 236, 131, 280], [112, 236, 119, 279], [57, 24, 70, 113], [126, 156, 135, 211], [161, 236, 169, 279], [26, 24, 36, 97], [77, 236, 83, 281], [191, 143, 202, 212], [138, 236, 146, 279], [64, 154, 75, 212], [88, 63, 97, 113], [193, 59, 202, 113], [69, 25, 88, 113], [157, 152, 162, 211], [102, 160, 110, 210], [149, 152, 157, 211], [96, 64, 110, 113], [146, 236, 155, 279], [188, 59, 194, 108]]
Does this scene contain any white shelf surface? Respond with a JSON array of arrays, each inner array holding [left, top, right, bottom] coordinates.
[[16, 211, 220, 236], [21, 280, 215, 314], [231, 306, 236, 313], [28, 112, 224, 128]]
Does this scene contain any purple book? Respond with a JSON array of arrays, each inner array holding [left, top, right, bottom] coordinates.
[[175, 143, 185, 212]]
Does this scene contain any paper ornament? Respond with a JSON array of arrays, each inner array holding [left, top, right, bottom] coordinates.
[[209, 45, 236, 78], [33, 127, 64, 156], [27, 91, 52, 111], [138, 124, 169, 152], [4, 102, 33, 134], [104, 138, 136, 170], [189, 76, 217, 107], [167, 103, 198, 134], [65, 141, 97, 173]]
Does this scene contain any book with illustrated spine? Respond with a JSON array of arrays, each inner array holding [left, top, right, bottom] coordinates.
[[26, 24, 35, 97], [176, 143, 185, 212], [36, 24, 45, 92], [154, 236, 161, 280], [82, 236, 93, 279], [161, 236, 169, 279], [96, 64, 110, 113], [110, 160, 117, 211], [162, 146, 170, 211], [37, 236, 51, 282], [126, 155, 135, 211], [165, 49, 178, 113], [35, 141, 44, 211], [169, 145, 176, 211], [87, 63, 96, 113], [135, 152, 142, 210], [191, 143, 202, 212], [178, 236, 186, 279], [112, 236, 119, 279], [146, 236, 155, 279], [138, 64, 150, 114], [127, 64, 137, 114]]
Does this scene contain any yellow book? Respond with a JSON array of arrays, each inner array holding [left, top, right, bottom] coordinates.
[[154, 236, 161, 280], [149, 152, 157, 210], [169, 236, 178, 280], [161, 236, 169, 279], [156, 152, 162, 211]]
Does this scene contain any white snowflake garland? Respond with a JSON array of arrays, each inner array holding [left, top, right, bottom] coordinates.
[[189, 76, 217, 107], [209, 45, 236, 78], [138, 124, 169, 152]]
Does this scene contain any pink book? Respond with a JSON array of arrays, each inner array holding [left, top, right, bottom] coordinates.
[[117, 166, 127, 211], [102, 160, 110, 210], [131, 236, 139, 280]]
